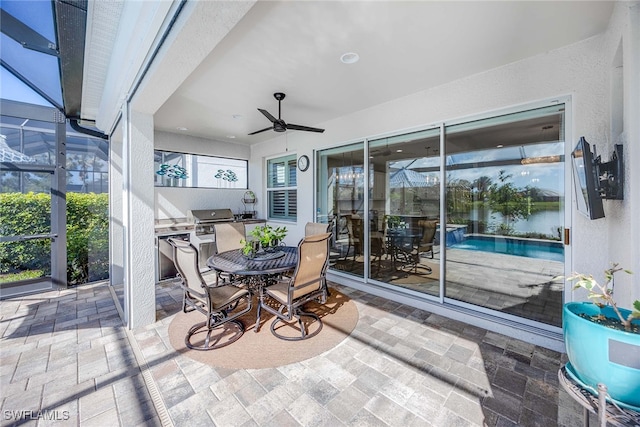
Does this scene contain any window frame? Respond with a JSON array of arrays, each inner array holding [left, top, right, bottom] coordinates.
[[266, 153, 297, 221]]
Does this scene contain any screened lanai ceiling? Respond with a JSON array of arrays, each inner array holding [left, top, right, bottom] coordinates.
[[0, 0, 86, 118]]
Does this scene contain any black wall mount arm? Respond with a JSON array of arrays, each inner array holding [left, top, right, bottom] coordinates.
[[596, 144, 624, 200]]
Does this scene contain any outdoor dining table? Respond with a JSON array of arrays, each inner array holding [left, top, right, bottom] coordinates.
[[206, 246, 298, 331]]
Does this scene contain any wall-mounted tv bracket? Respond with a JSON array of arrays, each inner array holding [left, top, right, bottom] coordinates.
[[594, 144, 624, 200]]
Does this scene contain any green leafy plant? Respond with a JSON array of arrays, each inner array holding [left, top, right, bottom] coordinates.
[[249, 224, 287, 248], [240, 239, 259, 257], [567, 263, 640, 331]]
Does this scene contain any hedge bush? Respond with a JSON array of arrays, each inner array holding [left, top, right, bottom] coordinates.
[[0, 192, 109, 285]]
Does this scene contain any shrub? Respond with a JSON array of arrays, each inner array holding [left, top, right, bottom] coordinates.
[[0, 192, 108, 285]]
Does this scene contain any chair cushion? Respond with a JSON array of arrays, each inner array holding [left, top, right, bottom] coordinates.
[[207, 285, 249, 309]]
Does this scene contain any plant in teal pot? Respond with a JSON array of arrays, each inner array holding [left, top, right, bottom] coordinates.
[[564, 263, 640, 410]]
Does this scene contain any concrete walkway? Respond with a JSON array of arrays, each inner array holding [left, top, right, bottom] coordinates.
[[1, 280, 593, 426]]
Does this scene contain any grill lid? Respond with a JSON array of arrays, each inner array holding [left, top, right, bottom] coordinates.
[[187, 209, 234, 223]]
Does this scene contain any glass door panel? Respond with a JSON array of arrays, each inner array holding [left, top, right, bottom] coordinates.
[[444, 104, 566, 326], [0, 171, 53, 283], [368, 129, 441, 294], [316, 142, 365, 278]]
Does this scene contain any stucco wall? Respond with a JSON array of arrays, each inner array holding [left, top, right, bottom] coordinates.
[[154, 130, 252, 219], [251, 2, 639, 304]]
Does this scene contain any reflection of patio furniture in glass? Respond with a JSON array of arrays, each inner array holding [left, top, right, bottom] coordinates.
[[388, 228, 432, 273], [370, 231, 385, 275], [337, 216, 363, 262], [416, 219, 437, 259]]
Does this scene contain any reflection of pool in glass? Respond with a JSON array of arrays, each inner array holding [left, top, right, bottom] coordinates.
[[451, 235, 564, 261]]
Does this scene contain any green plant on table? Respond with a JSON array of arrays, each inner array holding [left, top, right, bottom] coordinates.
[[566, 262, 640, 331], [249, 224, 288, 248], [240, 239, 259, 257]]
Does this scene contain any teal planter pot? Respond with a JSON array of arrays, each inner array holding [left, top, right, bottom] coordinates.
[[563, 302, 640, 409]]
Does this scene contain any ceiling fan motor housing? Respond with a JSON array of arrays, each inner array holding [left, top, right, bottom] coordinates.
[[274, 120, 286, 132]]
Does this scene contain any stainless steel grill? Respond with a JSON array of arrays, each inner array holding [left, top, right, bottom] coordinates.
[[187, 209, 235, 236]]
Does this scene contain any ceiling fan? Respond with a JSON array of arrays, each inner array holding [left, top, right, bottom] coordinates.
[[248, 92, 325, 135]]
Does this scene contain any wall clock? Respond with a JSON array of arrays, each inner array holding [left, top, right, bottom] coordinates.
[[297, 155, 310, 172]]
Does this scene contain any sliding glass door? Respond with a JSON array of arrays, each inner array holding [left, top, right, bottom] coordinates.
[[316, 102, 567, 328], [443, 105, 566, 326], [367, 128, 441, 294], [316, 142, 365, 279]]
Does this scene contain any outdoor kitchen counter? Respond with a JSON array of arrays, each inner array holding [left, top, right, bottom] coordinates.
[[154, 218, 266, 235], [155, 218, 193, 235]]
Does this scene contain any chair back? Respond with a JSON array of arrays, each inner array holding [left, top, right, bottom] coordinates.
[[214, 222, 246, 253], [290, 232, 331, 300], [305, 222, 330, 236], [418, 220, 437, 245], [168, 238, 206, 296]]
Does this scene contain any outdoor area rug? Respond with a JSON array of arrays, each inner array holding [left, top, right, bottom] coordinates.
[[167, 287, 358, 369]]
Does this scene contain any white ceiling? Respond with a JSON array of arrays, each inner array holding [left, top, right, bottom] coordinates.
[[151, 1, 614, 146]]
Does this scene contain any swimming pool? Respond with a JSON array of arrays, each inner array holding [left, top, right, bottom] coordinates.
[[450, 235, 564, 262]]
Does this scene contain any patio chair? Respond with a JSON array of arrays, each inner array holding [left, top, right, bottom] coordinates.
[[305, 222, 333, 294], [214, 222, 247, 283], [417, 219, 437, 259], [168, 238, 252, 350], [214, 222, 246, 253], [305, 221, 331, 236], [339, 215, 362, 262], [370, 232, 385, 276], [257, 232, 331, 340]]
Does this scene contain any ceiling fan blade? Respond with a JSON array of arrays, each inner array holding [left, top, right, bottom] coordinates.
[[248, 126, 272, 135], [287, 123, 325, 133], [258, 108, 277, 123]]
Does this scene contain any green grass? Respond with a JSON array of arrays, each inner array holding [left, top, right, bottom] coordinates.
[[0, 270, 45, 283]]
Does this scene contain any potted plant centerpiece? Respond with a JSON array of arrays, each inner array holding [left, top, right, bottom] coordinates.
[[249, 224, 287, 252], [564, 263, 640, 409], [240, 239, 260, 259]]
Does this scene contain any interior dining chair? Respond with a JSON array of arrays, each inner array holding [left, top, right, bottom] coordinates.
[[168, 238, 252, 350], [213, 222, 246, 253], [256, 232, 331, 341]]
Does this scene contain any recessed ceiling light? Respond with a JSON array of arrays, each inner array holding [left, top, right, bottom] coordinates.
[[396, 149, 403, 153], [232, 114, 242, 120], [176, 127, 188, 131], [496, 144, 504, 148], [340, 52, 359, 64], [227, 135, 236, 139]]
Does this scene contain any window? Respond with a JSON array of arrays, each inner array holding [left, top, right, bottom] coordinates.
[[267, 154, 297, 221], [154, 150, 248, 189]]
